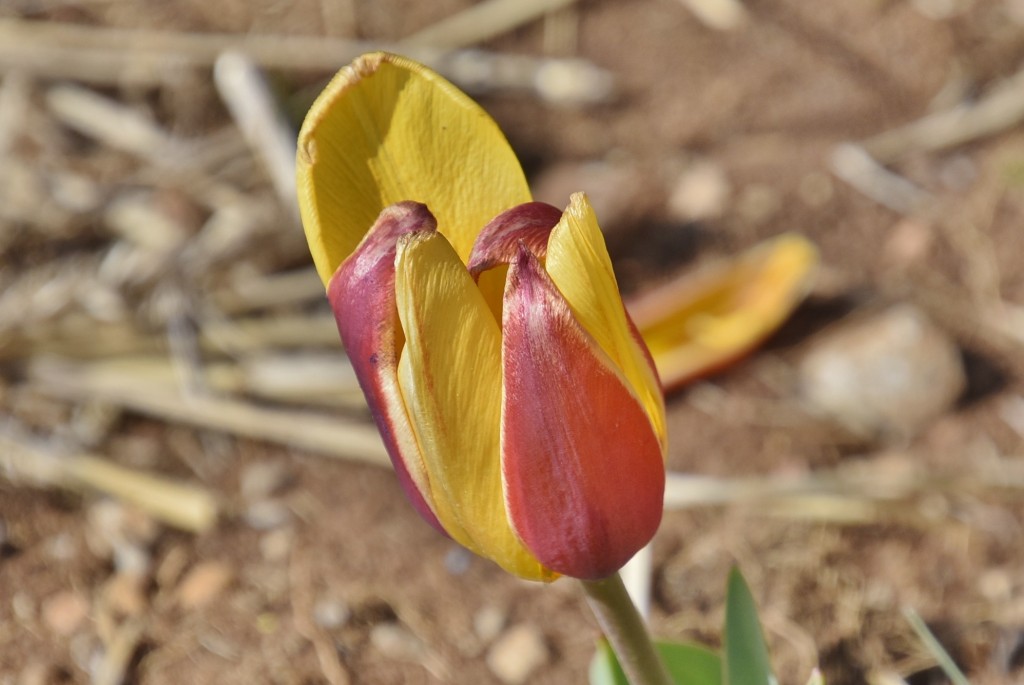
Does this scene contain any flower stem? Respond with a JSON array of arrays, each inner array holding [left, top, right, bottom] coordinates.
[[581, 572, 673, 685]]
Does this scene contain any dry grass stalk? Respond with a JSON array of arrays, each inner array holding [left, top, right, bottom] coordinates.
[[0, 309, 341, 362], [664, 454, 1024, 520], [675, 0, 748, 30], [830, 143, 931, 214], [212, 267, 323, 314], [862, 65, 1024, 163], [213, 51, 300, 220], [0, 18, 614, 103], [44, 83, 254, 212], [92, 617, 147, 685], [30, 357, 389, 466], [0, 423, 217, 533], [833, 64, 1024, 214], [402, 0, 580, 49]]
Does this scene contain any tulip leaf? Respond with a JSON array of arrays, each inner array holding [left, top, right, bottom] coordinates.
[[589, 638, 722, 685], [723, 567, 777, 685]]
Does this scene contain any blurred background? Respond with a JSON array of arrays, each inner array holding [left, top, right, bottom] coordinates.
[[2, 1, 1024, 683]]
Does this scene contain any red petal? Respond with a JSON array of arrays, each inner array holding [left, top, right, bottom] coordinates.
[[329, 202, 444, 533], [501, 246, 665, 579], [466, 202, 563, 277]]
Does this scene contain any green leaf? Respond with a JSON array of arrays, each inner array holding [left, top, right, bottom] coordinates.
[[723, 567, 777, 685], [589, 638, 722, 685], [660, 642, 722, 685]]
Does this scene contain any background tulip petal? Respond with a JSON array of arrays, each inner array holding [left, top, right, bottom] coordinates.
[[329, 202, 443, 533], [544, 193, 667, 448], [626, 233, 818, 391], [501, 247, 665, 579], [297, 52, 532, 285], [394, 231, 554, 582]]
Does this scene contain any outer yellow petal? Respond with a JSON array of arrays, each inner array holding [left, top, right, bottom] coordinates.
[[394, 231, 554, 581], [544, 193, 667, 449], [627, 234, 818, 390], [297, 52, 532, 285]]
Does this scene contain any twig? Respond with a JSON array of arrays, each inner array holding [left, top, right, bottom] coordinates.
[[44, 83, 253, 211], [91, 617, 147, 685], [402, 0, 580, 49], [290, 548, 351, 685], [45, 83, 171, 158], [213, 51, 300, 221], [833, 63, 1024, 213], [830, 143, 931, 214], [902, 607, 971, 685], [862, 64, 1024, 164]]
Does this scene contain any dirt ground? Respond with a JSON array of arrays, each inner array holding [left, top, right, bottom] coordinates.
[[2, 1, 1024, 683]]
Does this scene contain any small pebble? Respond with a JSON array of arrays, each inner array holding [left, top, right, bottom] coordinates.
[[473, 605, 507, 644], [313, 597, 351, 630], [444, 545, 473, 575], [979, 569, 1012, 601], [736, 183, 782, 225], [176, 561, 233, 609], [18, 661, 52, 685], [44, 533, 77, 562], [799, 304, 965, 440], [259, 528, 293, 562], [111, 542, 151, 577], [42, 591, 89, 636], [244, 500, 292, 530], [667, 160, 730, 221], [486, 624, 549, 685], [239, 460, 291, 501], [798, 171, 834, 208], [884, 219, 934, 266], [102, 573, 148, 617], [370, 623, 427, 661], [86, 499, 159, 560], [12, 592, 35, 622]]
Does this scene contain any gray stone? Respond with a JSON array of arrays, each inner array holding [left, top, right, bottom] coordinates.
[[799, 304, 965, 440]]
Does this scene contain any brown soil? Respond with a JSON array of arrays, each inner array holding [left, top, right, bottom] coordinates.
[[2, 1, 1024, 684]]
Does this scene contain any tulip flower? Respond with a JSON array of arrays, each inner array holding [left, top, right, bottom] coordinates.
[[297, 53, 666, 582]]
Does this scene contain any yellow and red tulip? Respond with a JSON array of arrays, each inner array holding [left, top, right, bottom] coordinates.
[[297, 53, 666, 581]]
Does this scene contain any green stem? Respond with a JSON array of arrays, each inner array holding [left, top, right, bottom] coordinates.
[[580, 572, 673, 685]]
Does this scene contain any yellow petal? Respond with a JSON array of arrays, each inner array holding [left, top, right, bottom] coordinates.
[[544, 193, 667, 449], [297, 52, 531, 285], [627, 233, 818, 390], [394, 231, 554, 581]]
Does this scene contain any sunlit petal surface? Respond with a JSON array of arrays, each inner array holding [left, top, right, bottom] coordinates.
[[328, 202, 442, 531], [297, 52, 531, 284], [545, 193, 667, 449], [501, 246, 664, 579], [394, 231, 554, 581]]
